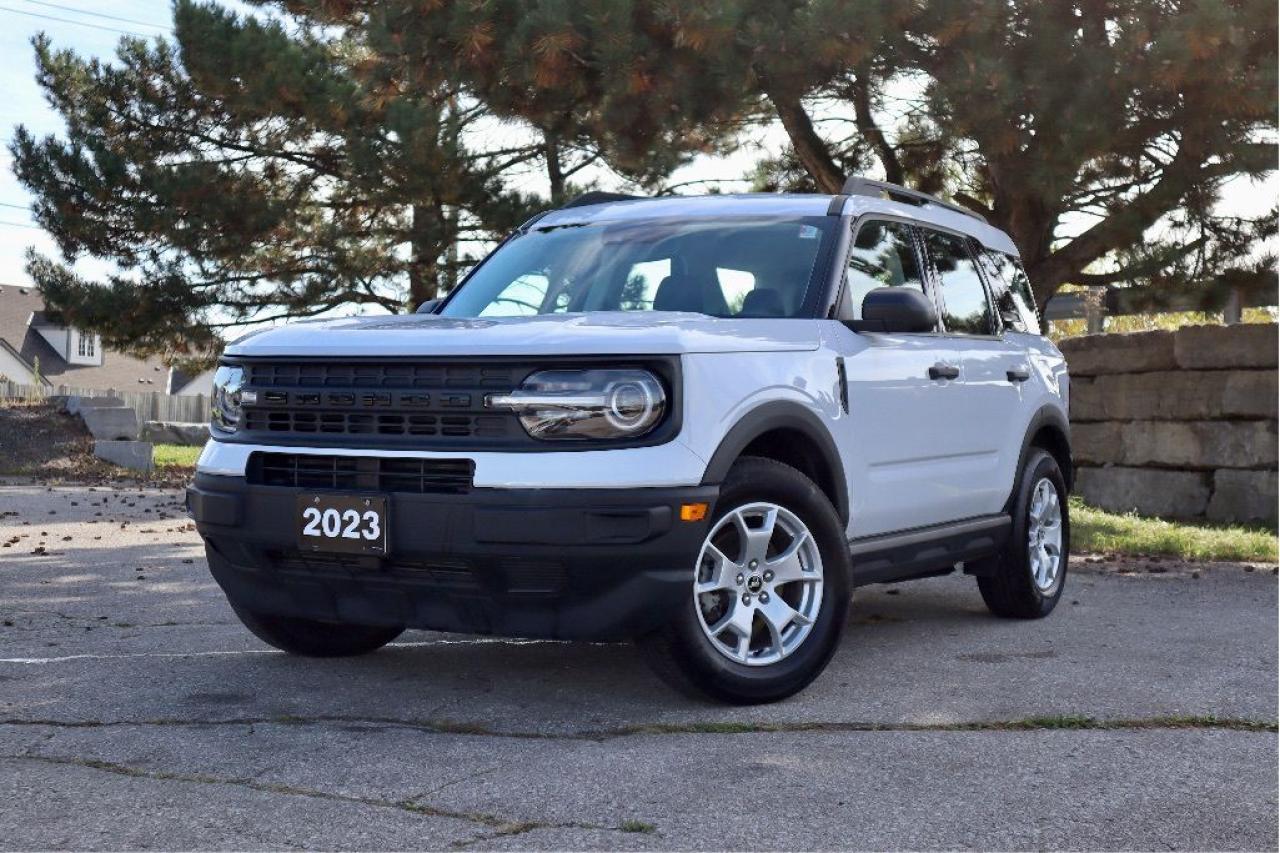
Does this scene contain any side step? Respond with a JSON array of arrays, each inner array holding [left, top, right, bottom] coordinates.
[[848, 514, 1010, 586]]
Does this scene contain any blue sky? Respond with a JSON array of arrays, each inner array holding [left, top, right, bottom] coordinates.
[[0, 1, 1274, 300]]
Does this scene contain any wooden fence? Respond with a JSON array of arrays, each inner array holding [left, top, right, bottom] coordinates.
[[0, 380, 210, 423]]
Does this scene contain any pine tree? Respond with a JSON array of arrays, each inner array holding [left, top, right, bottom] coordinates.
[[11, 1, 547, 360]]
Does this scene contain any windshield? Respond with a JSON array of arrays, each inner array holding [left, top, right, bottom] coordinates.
[[441, 216, 836, 319]]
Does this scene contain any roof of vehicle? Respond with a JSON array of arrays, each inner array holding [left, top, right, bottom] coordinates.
[[533, 190, 1019, 256]]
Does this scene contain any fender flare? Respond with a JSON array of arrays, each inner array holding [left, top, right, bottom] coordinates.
[[1006, 404, 1074, 511], [700, 400, 849, 524]]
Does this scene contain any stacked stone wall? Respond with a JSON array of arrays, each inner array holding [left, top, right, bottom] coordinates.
[[1061, 323, 1277, 524]]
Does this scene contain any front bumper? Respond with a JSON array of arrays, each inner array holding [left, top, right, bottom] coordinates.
[[188, 473, 718, 641]]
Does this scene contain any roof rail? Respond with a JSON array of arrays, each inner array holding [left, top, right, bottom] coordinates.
[[841, 176, 986, 223], [561, 191, 646, 209]]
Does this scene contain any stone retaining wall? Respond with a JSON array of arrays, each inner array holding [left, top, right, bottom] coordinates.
[[1061, 323, 1277, 525]]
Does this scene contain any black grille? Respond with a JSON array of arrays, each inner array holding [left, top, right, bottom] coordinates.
[[235, 359, 525, 446], [246, 362, 519, 390], [243, 410, 508, 439], [248, 452, 474, 494]]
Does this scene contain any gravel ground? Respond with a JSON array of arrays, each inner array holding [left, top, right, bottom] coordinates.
[[1, 482, 1276, 851]]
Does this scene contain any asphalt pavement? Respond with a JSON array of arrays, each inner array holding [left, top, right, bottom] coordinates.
[[1, 482, 1276, 850]]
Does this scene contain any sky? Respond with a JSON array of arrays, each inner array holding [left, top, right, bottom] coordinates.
[[0, 0, 1275, 308]]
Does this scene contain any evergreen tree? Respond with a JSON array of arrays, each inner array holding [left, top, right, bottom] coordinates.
[[11, 1, 548, 359], [437, 0, 1276, 309]]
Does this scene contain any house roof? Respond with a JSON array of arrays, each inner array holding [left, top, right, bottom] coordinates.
[[0, 284, 171, 391]]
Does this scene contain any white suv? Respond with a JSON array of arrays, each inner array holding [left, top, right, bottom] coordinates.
[[188, 178, 1072, 704]]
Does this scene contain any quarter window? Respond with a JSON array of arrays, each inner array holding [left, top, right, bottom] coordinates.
[[922, 230, 995, 335], [843, 220, 925, 320], [979, 250, 1041, 335]]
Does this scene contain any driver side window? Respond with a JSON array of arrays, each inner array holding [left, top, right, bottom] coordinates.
[[843, 221, 925, 320]]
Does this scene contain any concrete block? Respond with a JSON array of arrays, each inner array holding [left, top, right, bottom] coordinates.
[[1076, 466, 1212, 519], [1207, 469, 1279, 525], [65, 395, 124, 416], [1073, 370, 1277, 421], [1118, 420, 1277, 470], [93, 440, 153, 472], [1219, 370, 1279, 419], [81, 406, 139, 441], [1059, 330, 1177, 376], [1071, 421, 1124, 466], [140, 421, 209, 446], [1174, 323, 1278, 370]]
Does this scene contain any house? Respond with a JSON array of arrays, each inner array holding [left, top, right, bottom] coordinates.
[[0, 283, 188, 392]]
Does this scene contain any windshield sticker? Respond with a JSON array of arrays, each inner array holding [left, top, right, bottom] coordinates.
[[798, 225, 820, 240]]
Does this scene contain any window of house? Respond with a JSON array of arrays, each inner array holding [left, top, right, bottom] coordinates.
[[76, 330, 96, 358], [921, 230, 995, 335], [843, 220, 925, 320]]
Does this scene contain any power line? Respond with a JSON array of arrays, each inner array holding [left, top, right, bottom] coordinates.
[[0, 219, 43, 229], [18, 0, 170, 30], [0, 201, 31, 211], [0, 4, 154, 37]]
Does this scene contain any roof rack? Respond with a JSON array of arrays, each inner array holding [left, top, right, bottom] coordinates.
[[560, 191, 646, 209], [841, 176, 986, 223]]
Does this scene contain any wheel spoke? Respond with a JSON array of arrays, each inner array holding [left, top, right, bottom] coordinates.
[[765, 532, 813, 584], [695, 544, 739, 593], [736, 506, 778, 565]]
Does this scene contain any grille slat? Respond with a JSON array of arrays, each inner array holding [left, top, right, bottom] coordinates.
[[249, 452, 474, 495]]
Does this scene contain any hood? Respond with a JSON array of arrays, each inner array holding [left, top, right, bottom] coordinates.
[[225, 311, 821, 358]]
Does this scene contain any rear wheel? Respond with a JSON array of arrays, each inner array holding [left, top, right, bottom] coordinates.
[[974, 448, 1069, 618], [640, 457, 851, 704], [229, 601, 403, 657]]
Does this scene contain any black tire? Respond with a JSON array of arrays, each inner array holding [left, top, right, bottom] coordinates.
[[975, 448, 1070, 618], [229, 601, 404, 657], [639, 456, 852, 704]]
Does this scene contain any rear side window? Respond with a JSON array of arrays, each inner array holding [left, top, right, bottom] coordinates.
[[979, 250, 1041, 335], [843, 220, 925, 320], [921, 230, 995, 335]]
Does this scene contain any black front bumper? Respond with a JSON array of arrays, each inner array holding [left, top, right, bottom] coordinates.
[[188, 473, 718, 640]]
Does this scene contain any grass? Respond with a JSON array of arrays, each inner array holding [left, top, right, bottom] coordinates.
[[619, 820, 657, 834], [152, 443, 201, 469], [1071, 497, 1278, 563]]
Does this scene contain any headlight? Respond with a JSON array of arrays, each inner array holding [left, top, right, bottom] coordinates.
[[488, 369, 666, 440], [210, 365, 252, 434]]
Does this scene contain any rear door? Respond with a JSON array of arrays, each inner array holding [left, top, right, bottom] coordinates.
[[829, 218, 973, 538], [918, 228, 1026, 517]]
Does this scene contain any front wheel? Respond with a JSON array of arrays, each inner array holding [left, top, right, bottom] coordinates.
[[639, 457, 852, 704], [974, 448, 1070, 618], [228, 601, 404, 657]]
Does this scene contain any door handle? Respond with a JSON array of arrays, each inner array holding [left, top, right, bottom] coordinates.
[[928, 362, 960, 381], [1006, 367, 1031, 383]]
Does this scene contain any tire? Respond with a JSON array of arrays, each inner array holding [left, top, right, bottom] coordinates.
[[228, 601, 404, 657], [975, 448, 1069, 618], [639, 456, 852, 704]]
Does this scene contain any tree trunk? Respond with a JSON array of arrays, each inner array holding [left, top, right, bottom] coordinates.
[[758, 70, 846, 194], [545, 134, 566, 206], [407, 203, 432, 310]]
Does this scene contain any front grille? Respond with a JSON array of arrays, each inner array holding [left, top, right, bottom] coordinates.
[[243, 409, 508, 439], [248, 452, 474, 494], [235, 359, 526, 447], [246, 362, 519, 390]]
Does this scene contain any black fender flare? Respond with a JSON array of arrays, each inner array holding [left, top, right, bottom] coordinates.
[[700, 401, 849, 524], [1006, 404, 1074, 512]]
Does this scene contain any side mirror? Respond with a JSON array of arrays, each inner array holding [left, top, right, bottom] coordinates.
[[415, 298, 441, 315], [851, 287, 937, 334]]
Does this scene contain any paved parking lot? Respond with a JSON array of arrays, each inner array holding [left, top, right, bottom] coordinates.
[[1, 482, 1276, 850]]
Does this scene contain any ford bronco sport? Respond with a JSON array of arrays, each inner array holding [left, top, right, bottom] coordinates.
[[187, 177, 1072, 704]]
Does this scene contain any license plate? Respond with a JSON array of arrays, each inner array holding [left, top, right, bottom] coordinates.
[[297, 494, 389, 555]]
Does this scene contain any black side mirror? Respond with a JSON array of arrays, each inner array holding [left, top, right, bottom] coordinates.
[[849, 287, 937, 334], [415, 298, 441, 315]]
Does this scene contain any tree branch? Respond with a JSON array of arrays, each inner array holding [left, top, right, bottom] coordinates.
[[850, 68, 903, 185], [756, 66, 845, 194]]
